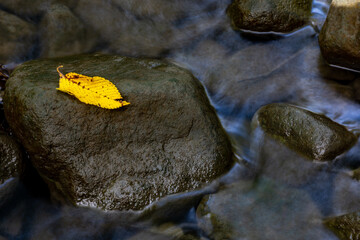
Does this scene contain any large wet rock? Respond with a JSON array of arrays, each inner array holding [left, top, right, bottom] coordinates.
[[3, 53, 233, 211], [226, 0, 312, 33], [39, 4, 97, 58], [325, 211, 360, 240], [197, 177, 334, 240], [0, 131, 24, 184], [0, 10, 36, 64], [319, 0, 360, 71], [252, 103, 357, 161]]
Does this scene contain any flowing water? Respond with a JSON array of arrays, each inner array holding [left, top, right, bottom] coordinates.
[[1, 0, 360, 239]]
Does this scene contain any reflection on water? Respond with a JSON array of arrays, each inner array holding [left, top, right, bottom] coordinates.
[[1, 0, 360, 239]]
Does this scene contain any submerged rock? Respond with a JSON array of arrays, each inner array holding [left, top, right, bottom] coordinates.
[[4, 53, 233, 211], [0, 10, 36, 64], [0, 0, 77, 17], [39, 4, 97, 58], [74, 0, 225, 57], [0, 131, 24, 184], [174, 27, 359, 124], [319, 0, 360, 71], [112, 0, 218, 22], [197, 177, 332, 240], [332, 172, 360, 216], [251, 132, 324, 186], [252, 103, 357, 161], [128, 223, 200, 240], [227, 0, 312, 33], [325, 211, 360, 240]]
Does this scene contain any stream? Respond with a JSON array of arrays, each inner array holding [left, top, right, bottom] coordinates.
[[0, 0, 360, 239]]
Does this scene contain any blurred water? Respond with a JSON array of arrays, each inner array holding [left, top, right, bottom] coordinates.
[[1, 0, 360, 239]]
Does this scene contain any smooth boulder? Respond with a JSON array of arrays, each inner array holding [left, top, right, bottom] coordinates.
[[4, 53, 233, 211], [227, 0, 312, 33], [319, 0, 360, 71], [252, 103, 357, 161]]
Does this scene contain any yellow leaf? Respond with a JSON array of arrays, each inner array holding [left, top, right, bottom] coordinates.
[[56, 65, 130, 109]]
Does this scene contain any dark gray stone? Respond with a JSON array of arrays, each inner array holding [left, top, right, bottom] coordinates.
[[197, 177, 333, 240], [0, 131, 24, 184], [252, 103, 357, 161], [325, 211, 360, 240], [39, 4, 97, 58], [227, 0, 312, 33], [319, 0, 360, 71], [3, 53, 233, 211], [0, 10, 36, 64]]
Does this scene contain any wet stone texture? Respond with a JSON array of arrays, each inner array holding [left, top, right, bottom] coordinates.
[[0, 131, 24, 184], [226, 0, 312, 33], [3, 53, 233, 211], [252, 103, 357, 161], [196, 177, 334, 240], [325, 211, 360, 240], [319, 0, 360, 71]]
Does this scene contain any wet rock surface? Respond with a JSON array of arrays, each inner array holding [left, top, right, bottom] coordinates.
[[227, 0, 312, 33], [0, 131, 24, 184], [325, 211, 360, 240], [3, 53, 233, 211], [319, 0, 360, 71], [0, 10, 36, 63], [39, 3, 96, 58], [196, 177, 333, 240], [252, 103, 357, 161]]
